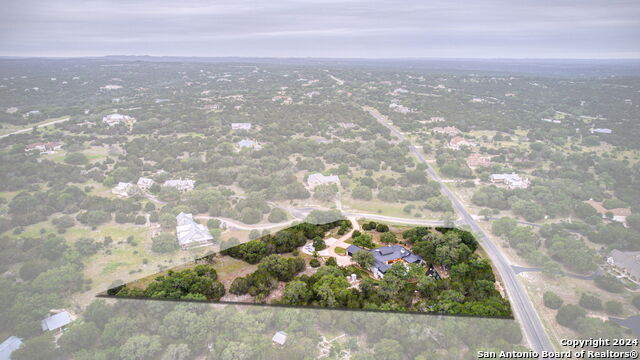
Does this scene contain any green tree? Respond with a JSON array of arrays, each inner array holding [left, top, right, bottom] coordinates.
[[313, 237, 326, 251], [151, 234, 179, 253], [159, 213, 177, 228], [75, 237, 100, 256], [240, 207, 262, 224], [64, 152, 88, 165], [352, 186, 372, 201], [491, 217, 517, 237], [604, 300, 623, 315], [58, 322, 101, 354], [579, 293, 602, 310], [283, 280, 312, 305], [313, 184, 338, 201], [11, 334, 59, 360], [380, 232, 397, 243], [542, 291, 563, 310], [119, 335, 162, 360], [353, 250, 375, 269], [556, 305, 587, 329], [267, 208, 288, 223]]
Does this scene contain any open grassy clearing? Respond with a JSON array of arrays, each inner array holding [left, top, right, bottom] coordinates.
[[342, 197, 440, 219]]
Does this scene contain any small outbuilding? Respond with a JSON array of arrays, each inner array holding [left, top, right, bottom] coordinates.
[[272, 331, 287, 346], [41, 311, 72, 332]]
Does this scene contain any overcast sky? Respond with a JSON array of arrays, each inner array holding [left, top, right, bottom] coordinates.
[[1, 0, 639, 58]]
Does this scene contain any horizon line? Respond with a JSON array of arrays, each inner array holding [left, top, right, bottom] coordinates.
[[1, 55, 640, 61]]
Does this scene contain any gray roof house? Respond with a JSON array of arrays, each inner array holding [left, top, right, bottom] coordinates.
[[0, 336, 22, 360], [176, 212, 214, 249], [347, 244, 424, 279], [41, 311, 72, 332], [607, 249, 640, 282]]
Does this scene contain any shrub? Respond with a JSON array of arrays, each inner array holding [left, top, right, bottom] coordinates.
[[325, 257, 337, 266], [151, 234, 179, 253], [230, 277, 250, 295], [380, 232, 397, 243], [556, 305, 586, 329], [352, 234, 375, 249], [362, 222, 377, 231], [543, 291, 563, 309], [268, 208, 288, 223], [594, 274, 625, 293], [605, 301, 623, 315], [376, 223, 389, 232], [310, 259, 321, 268], [313, 237, 326, 251], [579, 293, 602, 310]]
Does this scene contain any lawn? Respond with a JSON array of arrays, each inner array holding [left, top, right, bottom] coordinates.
[[335, 247, 346, 255], [343, 198, 439, 219]]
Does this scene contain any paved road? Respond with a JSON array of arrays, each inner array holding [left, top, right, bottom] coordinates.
[[193, 215, 296, 231], [364, 106, 555, 353], [0, 117, 71, 139]]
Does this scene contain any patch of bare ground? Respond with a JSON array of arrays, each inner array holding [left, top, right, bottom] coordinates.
[[266, 282, 286, 303]]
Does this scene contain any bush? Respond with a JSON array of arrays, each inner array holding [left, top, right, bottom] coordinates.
[[352, 234, 376, 249], [75, 237, 100, 256], [376, 223, 389, 232], [362, 222, 377, 231], [579, 293, 602, 310], [352, 186, 372, 201], [64, 152, 88, 165], [313, 237, 326, 251], [543, 291, 563, 309], [310, 259, 321, 268], [594, 274, 625, 293], [134, 215, 146, 225], [325, 257, 337, 266], [207, 219, 221, 229], [380, 232, 397, 243], [151, 234, 179, 253], [268, 208, 288, 223], [605, 301, 623, 315], [556, 305, 587, 329], [230, 277, 250, 295]]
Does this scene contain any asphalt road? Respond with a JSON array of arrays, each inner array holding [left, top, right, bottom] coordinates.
[[364, 106, 555, 353], [0, 117, 70, 139]]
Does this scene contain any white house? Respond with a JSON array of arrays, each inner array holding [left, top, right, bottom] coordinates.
[[25, 142, 63, 154], [41, 311, 72, 332], [590, 128, 613, 134], [111, 182, 136, 197], [0, 336, 23, 360], [176, 212, 214, 249], [307, 173, 340, 188], [490, 173, 530, 189], [102, 113, 135, 126], [231, 122, 252, 131], [449, 136, 476, 150], [163, 179, 195, 192], [136, 177, 155, 191], [237, 139, 262, 150]]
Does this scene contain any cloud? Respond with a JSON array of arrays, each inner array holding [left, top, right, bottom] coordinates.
[[1, 0, 639, 58]]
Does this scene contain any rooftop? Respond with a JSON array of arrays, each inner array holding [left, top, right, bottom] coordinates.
[[41, 311, 72, 331]]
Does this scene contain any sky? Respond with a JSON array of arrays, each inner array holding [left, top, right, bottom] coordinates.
[[1, 0, 639, 59]]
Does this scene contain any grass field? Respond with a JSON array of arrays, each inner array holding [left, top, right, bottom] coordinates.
[[342, 198, 439, 219]]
